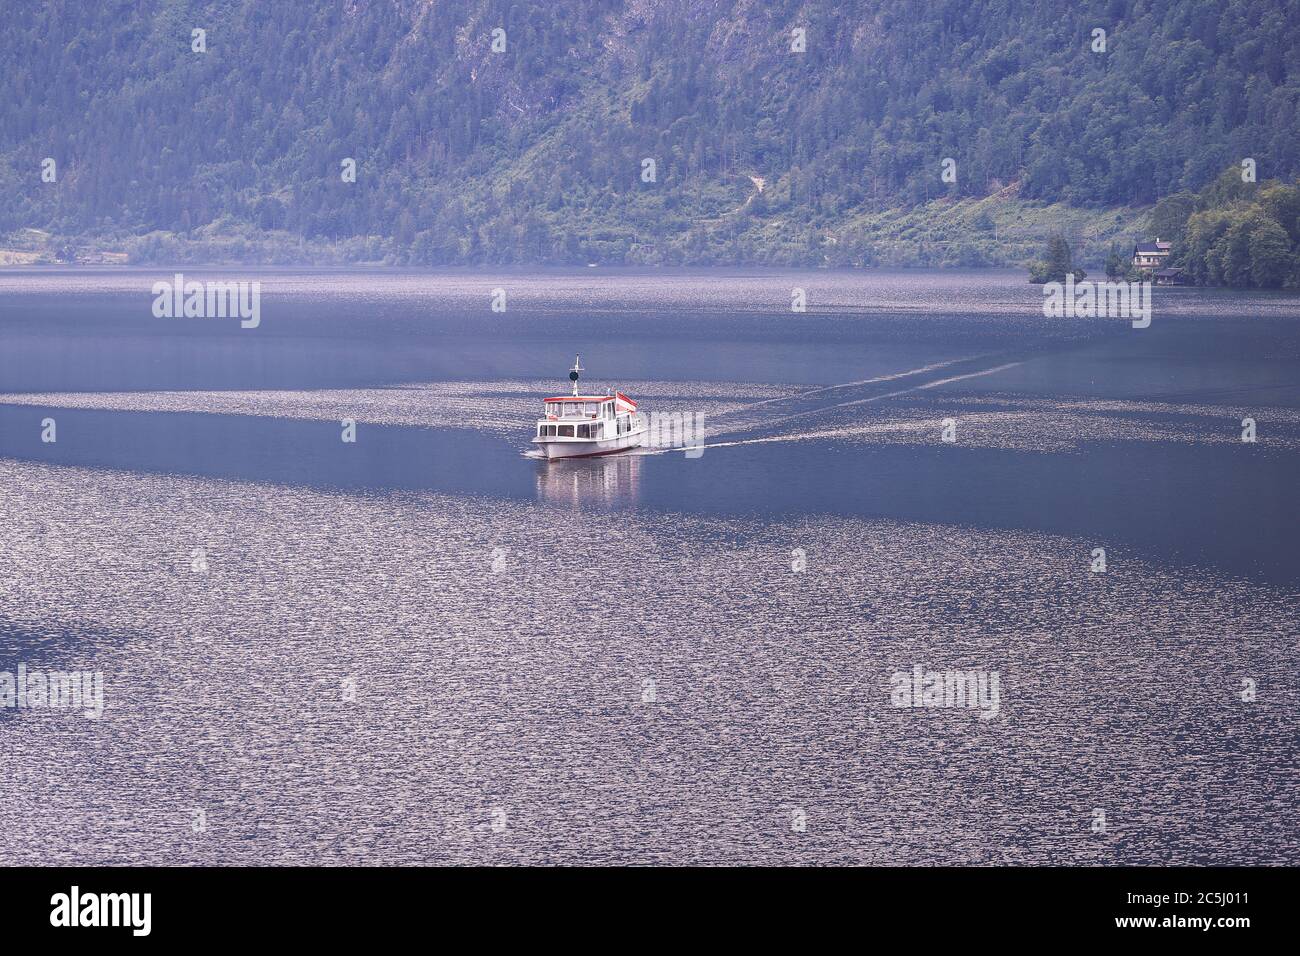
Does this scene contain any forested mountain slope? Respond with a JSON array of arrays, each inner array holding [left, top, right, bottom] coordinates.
[[2, 0, 1298, 265]]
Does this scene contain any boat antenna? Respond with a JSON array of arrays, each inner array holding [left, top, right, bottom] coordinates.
[[569, 354, 583, 397]]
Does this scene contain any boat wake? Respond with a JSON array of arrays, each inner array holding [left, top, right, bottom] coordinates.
[[701, 353, 1027, 445]]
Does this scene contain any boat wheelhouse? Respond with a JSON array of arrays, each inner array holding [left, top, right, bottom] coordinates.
[[532, 355, 646, 459]]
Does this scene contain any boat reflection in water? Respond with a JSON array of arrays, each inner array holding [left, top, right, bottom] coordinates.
[[534, 450, 644, 509]]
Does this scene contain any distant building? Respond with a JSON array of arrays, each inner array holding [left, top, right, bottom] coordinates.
[[1132, 238, 1172, 273], [1154, 267, 1188, 285]]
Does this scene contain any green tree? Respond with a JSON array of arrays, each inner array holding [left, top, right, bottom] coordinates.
[[1105, 243, 1124, 278], [1249, 219, 1292, 287], [1046, 235, 1072, 278], [1259, 183, 1300, 244], [1148, 192, 1197, 251], [1028, 234, 1085, 283]]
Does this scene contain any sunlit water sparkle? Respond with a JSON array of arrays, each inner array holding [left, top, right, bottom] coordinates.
[[1, 268, 1297, 864]]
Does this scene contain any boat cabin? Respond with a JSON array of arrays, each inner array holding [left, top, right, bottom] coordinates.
[[537, 392, 638, 440]]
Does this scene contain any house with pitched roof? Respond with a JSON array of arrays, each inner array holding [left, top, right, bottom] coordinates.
[[1132, 238, 1172, 274]]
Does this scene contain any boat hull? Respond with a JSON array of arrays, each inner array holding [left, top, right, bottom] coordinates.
[[534, 430, 645, 459]]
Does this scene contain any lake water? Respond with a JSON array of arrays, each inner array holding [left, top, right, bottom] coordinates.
[[0, 268, 1296, 864]]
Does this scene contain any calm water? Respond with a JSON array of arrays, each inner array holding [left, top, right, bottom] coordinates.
[[0, 268, 1297, 864]]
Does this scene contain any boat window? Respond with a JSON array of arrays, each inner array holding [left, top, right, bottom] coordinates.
[[578, 424, 589, 438], [559, 425, 574, 437]]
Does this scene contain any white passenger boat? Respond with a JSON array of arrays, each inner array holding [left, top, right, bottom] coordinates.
[[532, 356, 646, 459]]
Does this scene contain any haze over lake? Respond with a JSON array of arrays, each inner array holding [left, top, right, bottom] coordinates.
[[1, 268, 1297, 864]]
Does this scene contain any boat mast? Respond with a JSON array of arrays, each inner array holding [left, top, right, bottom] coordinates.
[[569, 354, 583, 397]]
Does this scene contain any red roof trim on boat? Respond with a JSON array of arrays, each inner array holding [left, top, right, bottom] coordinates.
[[542, 394, 638, 408]]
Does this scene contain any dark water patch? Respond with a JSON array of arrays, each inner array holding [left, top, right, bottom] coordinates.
[[5, 402, 1295, 587], [0, 404, 530, 498]]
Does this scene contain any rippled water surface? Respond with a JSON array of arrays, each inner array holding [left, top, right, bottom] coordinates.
[[1, 268, 1297, 864]]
